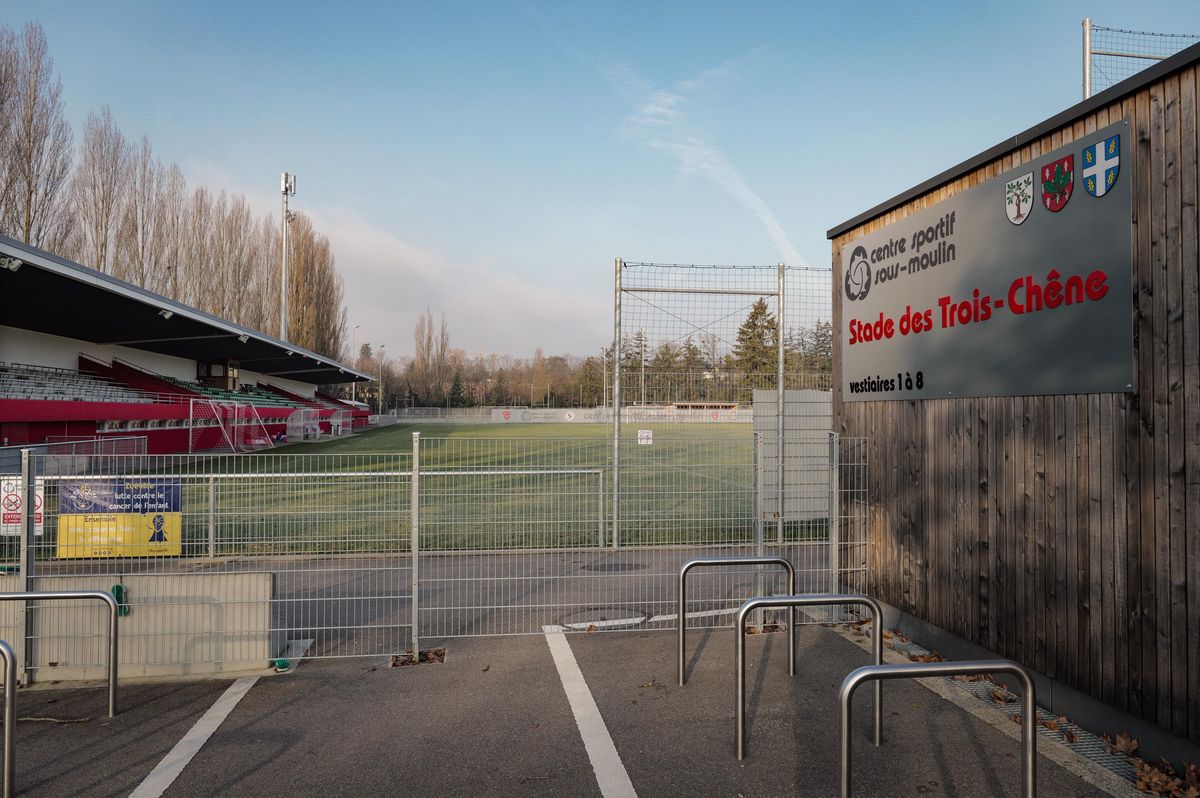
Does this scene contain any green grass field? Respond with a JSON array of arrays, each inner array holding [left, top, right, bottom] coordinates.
[[30, 421, 826, 560]]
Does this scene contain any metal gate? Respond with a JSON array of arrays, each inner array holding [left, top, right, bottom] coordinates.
[[1, 436, 865, 680], [415, 432, 867, 639]]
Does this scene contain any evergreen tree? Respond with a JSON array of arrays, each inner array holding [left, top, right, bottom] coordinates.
[[447, 371, 468, 407], [487, 370, 510, 405], [729, 297, 777, 391]]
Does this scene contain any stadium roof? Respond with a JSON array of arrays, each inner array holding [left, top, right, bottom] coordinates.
[[0, 235, 371, 384]]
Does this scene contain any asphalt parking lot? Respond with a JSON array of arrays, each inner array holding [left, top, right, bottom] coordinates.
[[8, 624, 1133, 797]]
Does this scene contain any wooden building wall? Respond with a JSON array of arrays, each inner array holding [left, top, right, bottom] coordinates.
[[831, 63, 1199, 743]]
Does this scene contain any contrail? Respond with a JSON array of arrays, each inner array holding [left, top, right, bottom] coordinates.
[[615, 63, 807, 268]]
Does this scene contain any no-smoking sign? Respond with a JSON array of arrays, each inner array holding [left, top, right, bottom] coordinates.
[[1, 476, 44, 537]]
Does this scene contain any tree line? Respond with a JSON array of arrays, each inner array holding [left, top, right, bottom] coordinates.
[[0, 23, 346, 363], [360, 300, 831, 412]]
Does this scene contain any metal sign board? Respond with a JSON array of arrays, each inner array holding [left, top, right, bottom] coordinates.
[[0, 476, 43, 536], [839, 120, 1133, 401]]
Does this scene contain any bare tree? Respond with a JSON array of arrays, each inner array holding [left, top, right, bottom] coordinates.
[[408, 308, 450, 404], [284, 212, 345, 359], [0, 26, 19, 229], [115, 135, 164, 286], [155, 162, 188, 298], [4, 23, 73, 250], [72, 106, 129, 272], [181, 185, 212, 308]]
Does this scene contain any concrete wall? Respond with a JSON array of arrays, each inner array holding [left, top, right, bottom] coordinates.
[[0, 324, 197, 381], [0, 572, 277, 682]]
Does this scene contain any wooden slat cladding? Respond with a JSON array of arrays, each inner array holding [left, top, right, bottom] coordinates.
[[831, 64, 1200, 743]]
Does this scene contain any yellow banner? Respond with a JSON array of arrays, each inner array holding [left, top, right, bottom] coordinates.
[[56, 513, 182, 559]]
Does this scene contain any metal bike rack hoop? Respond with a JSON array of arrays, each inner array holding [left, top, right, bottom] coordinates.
[[0, 590, 120, 717], [838, 659, 1036, 798], [0, 639, 14, 798], [677, 556, 796, 687], [736, 593, 883, 760]]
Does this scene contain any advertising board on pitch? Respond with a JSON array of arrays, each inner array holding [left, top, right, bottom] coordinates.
[[840, 119, 1132, 401]]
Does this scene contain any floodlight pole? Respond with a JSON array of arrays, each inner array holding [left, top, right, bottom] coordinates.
[[378, 344, 387, 415], [280, 172, 297, 342], [351, 324, 360, 402]]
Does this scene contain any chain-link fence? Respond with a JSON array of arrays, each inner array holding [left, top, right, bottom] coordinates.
[[1084, 18, 1199, 98], [0, 432, 866, 679]]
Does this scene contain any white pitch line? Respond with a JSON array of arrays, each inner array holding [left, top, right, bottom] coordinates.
[[543, 625, 637, 798], [129, 676, 259, 798], [561, 606, 738, 631]]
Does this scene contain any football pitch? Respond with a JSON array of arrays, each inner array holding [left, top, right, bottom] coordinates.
[[32, 422, 828, 559], [224, 421, 764, 552]]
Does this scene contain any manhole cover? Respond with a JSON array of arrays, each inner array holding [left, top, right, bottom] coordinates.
[[581, 562, 647, 572], [558, 607, 649, 630]]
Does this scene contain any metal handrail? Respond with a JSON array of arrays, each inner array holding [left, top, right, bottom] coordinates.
[[736, 594, 883, 760], [678, 557, 796, 686], [0, 591, 119, 717], [0, 638, 14, 798], [838, 659, 1036, 798]]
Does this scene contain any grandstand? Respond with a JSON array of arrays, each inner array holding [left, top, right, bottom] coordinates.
[[0, 235, 371, 452]]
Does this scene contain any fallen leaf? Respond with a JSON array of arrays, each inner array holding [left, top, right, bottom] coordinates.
[[1114, 730, 1139, 755], [1063, 729, 1078, 744], [586, 624, 597, 633], [991, 689, 1013, 704], [1133, 756, 1182, 796], [1041, 718, 1060, 731]]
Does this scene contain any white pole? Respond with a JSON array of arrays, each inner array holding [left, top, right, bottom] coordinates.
[[1083, 18, 1093, 100], [612, 258, 623, 547], [777, 262, 786, 544]]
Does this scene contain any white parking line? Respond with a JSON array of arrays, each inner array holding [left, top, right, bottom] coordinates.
[[129, 676, 259, 798], [561, 606, 738, 630], [543, 625, 637, 798]]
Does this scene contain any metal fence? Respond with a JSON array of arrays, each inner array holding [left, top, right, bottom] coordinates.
[[0, 432, 867, 678], [1083, 18, 1199, 98]]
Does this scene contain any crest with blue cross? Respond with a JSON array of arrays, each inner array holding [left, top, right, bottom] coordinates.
[[1082, 134, 1120, 198]]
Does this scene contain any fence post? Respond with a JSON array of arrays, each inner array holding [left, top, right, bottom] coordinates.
[[753, 434, 765, 619], [828, 432, 841, 594], [18, 450, 35, 686], [597, 470, 605, 548], [776, 262, 785, 545], [410, 435, 420, 662], [612, 257, 623, 549], [207, 476, 216, 558], [753, 433, 763, 547]]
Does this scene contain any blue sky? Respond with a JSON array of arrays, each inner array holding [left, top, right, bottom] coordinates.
[[6, 1, 1198, 359]]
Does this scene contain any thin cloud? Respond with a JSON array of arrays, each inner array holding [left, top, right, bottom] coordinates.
[[610, 60, 808, 268], [314, 207, 609, 358]]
